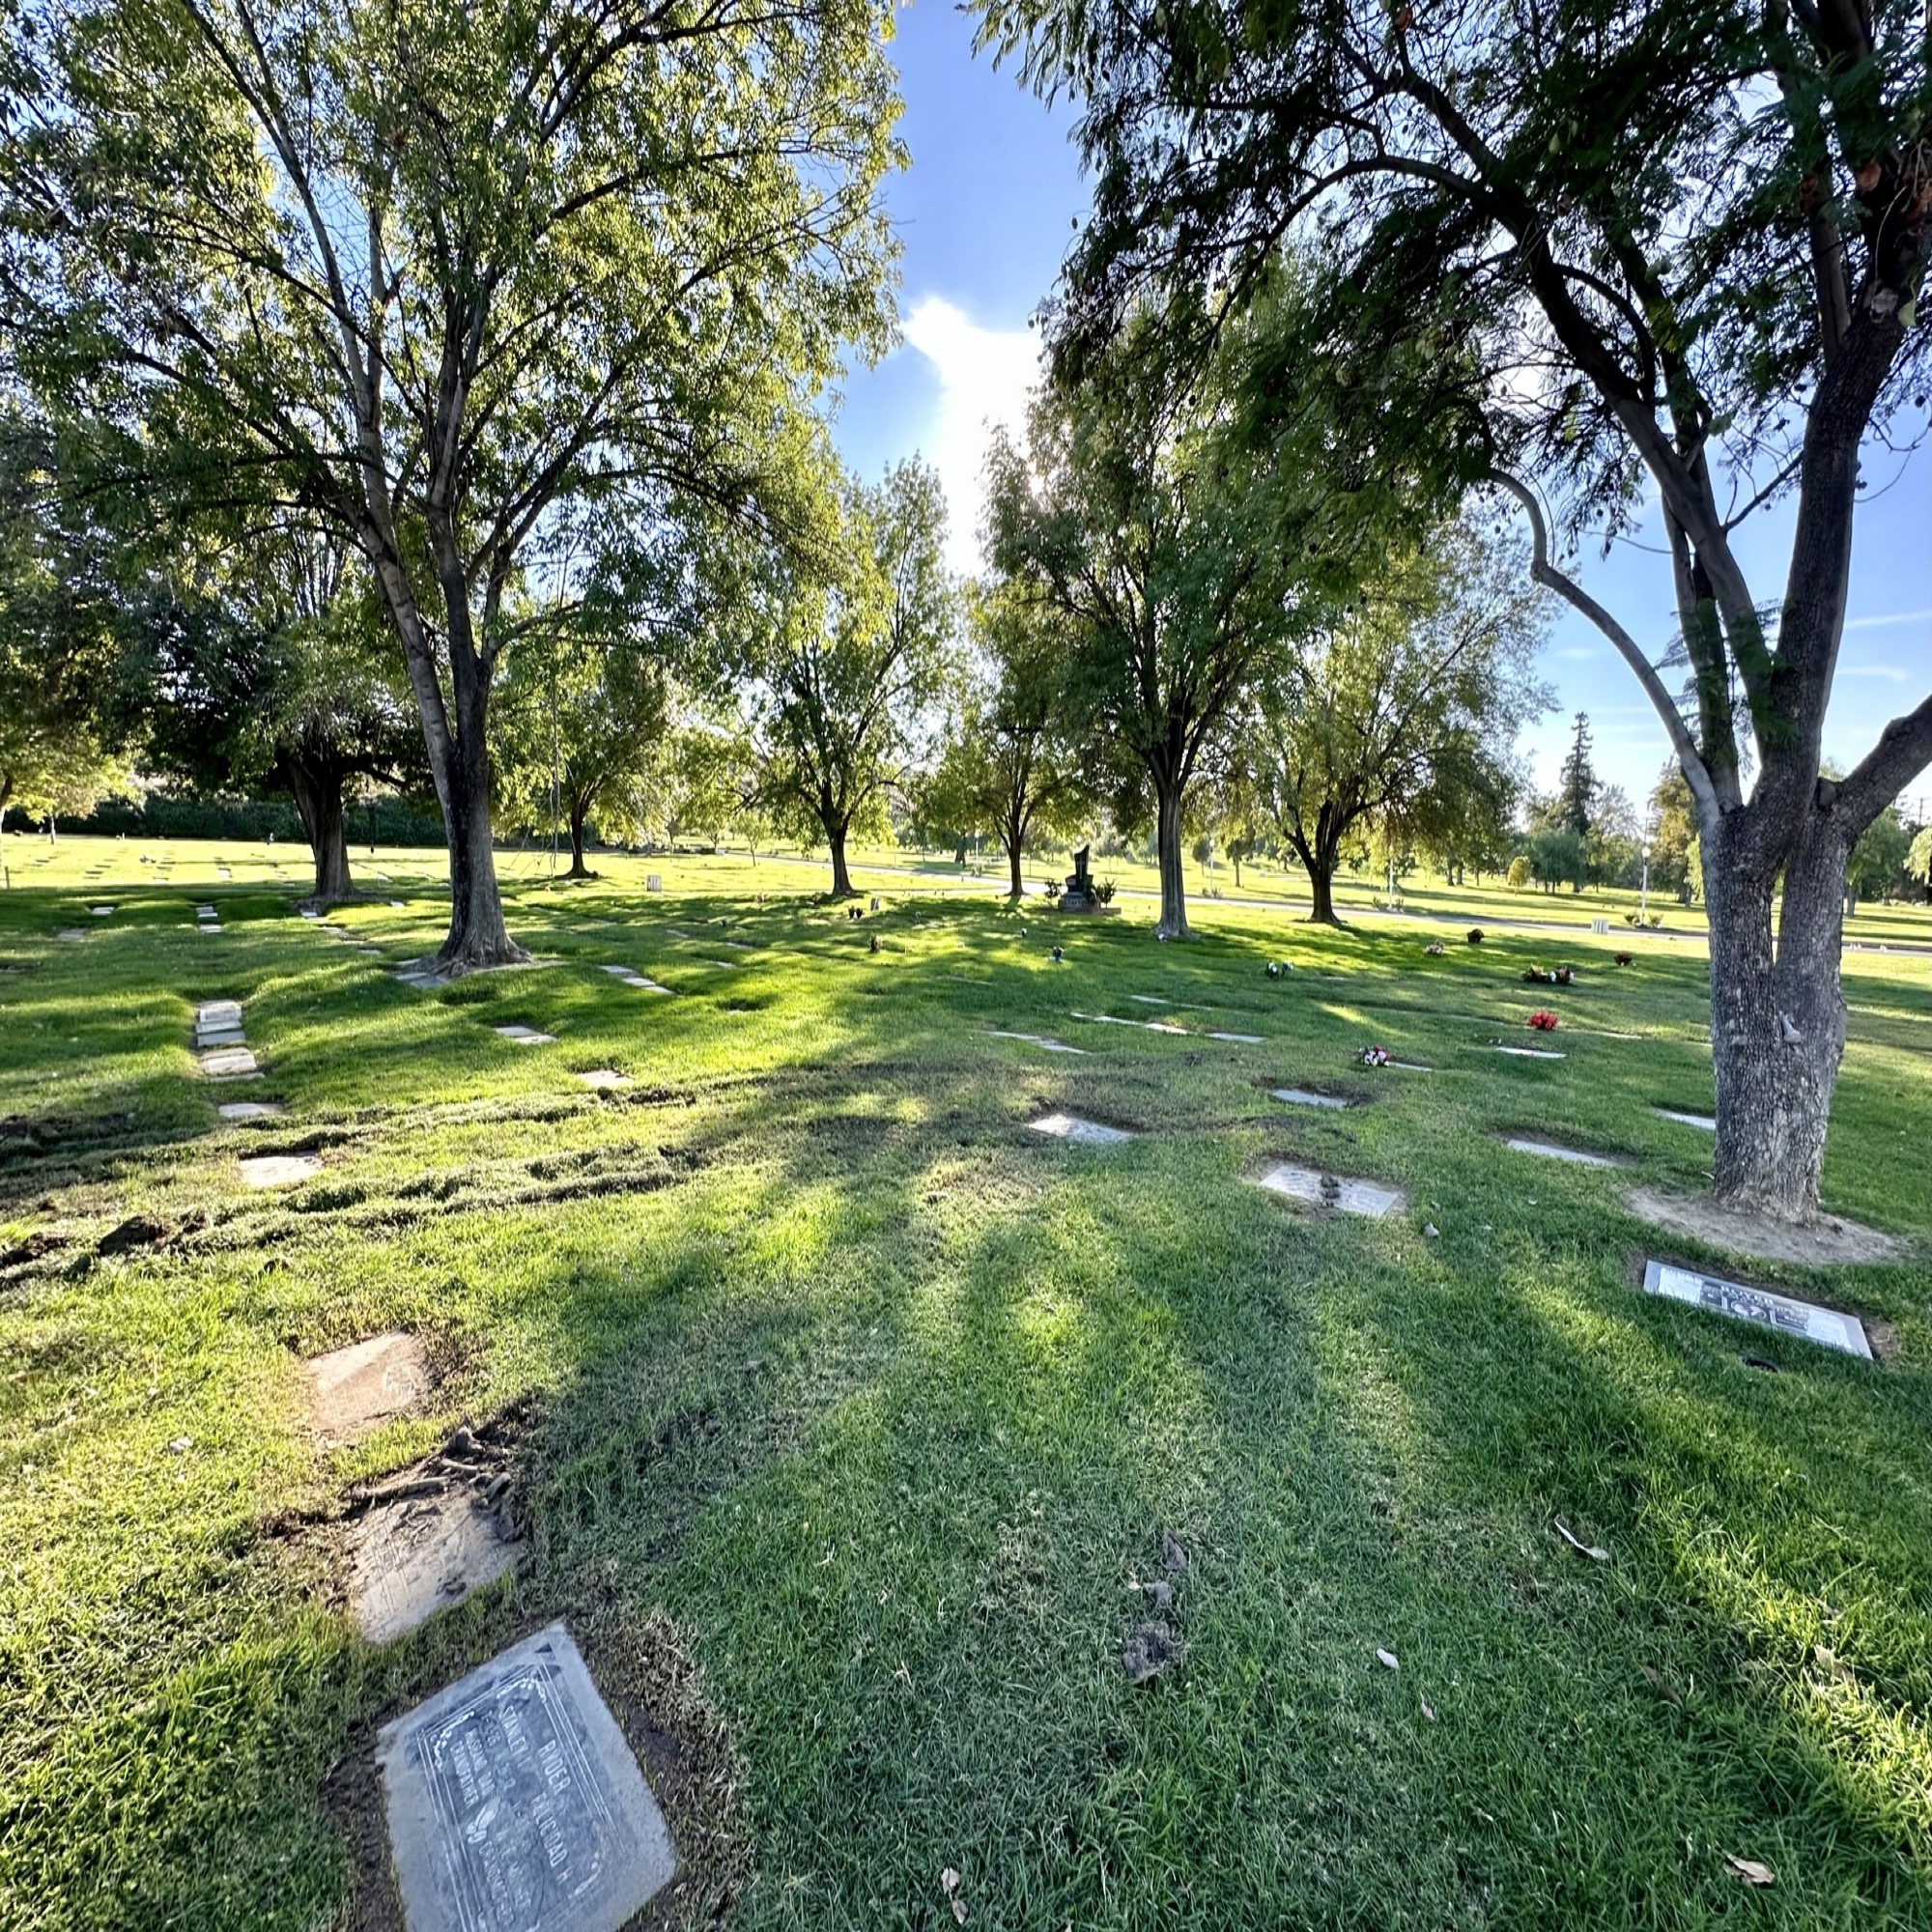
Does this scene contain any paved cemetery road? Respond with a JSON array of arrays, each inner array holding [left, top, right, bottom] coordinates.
[[718, 849, 1932, 954]]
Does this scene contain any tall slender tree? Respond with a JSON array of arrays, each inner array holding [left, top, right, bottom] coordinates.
[[1240, 511, 1549, 923], [737, 460, 955, 895], [3, 0, 900, 968], [1556, 713, 1597, 836], [924, 582, 1091, 897], [979, 0, 1932, 1220], [983, 309, 1338, 938]]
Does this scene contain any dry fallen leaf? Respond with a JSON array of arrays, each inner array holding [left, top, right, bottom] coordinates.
[[1553, 1518, 1610, 1562], [940, 1870, 960, 1895], [952, 1902, 968, 1926], [1723, 1854, 1775, 1887], [1638, 1663, 1682, 1705], [1377, 1647, 1400, 1671], [1419, 1695, 1437, 1721]]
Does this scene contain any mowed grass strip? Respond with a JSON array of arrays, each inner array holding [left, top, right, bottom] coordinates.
[[0, 848, 1925, 1929]]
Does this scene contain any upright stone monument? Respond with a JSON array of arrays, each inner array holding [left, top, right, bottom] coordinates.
[[1060, 844, 1095, 912]]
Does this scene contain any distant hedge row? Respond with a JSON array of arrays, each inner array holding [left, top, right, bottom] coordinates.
[[55, 794, 448, 846]]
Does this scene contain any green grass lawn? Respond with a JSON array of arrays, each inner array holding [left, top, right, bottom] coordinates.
[[1, 840, 1927, 1929]]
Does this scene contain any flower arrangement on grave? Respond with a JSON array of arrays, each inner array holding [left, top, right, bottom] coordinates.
[[1522, 965, 1553, 983], [1554, 964, 1574, 985], [868, 934, 880, 953], [1264, 959, 1294, 978], [1527, 1010, 1560, 1032], [1359, 1043, 1391, 1066], [1467, 927, 1485, 945], [1049, 945, 1064, 963], [1614, 952, 1633, 967], [1094, 877, 1118, 904], [1424, 941, 1445, 955]]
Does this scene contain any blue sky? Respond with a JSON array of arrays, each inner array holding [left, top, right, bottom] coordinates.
[[833, 1, 1932, 817]]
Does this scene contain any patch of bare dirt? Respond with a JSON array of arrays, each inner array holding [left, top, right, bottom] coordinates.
[[1624, 1187, 1906, 1266]]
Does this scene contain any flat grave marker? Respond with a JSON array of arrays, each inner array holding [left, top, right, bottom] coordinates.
[[200, 1045, 260, 1079], [986, 1029, 1087, 1055], [306, 1332, 428, 1444], [1388, 1061, 1433, 1073], [1129, 994, 1174, 1006], [1503, 1136, 1623, 1169], [493, 1024, 556, 1046], [1655, 1108, 1717, 1131], [1072, 1010, 1189, 1036], [350, 1486, 521, 1646], [56, 928, 87, 941], [1496, 1045, 1566, 1060], [1641, 1258, 1870, 1360], [1254, 1161, 1404, 1218], [377, 1622, 676, 1932], [1028, 1111, 1133, 1146], [218, 1100, 284, 1122], [240, 1152, 323, 1188], [89, 904, 114, 917], [575, 1069, 632, 1090], [601, 965, 670, 993], [1272, 1088, 1350, 1110], [1208, 1031, 1265, 1044]]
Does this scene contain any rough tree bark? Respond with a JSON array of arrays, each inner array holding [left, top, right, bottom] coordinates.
[[565, 790, 596, 879], [279, 749, 355, 902], [825, 814, 855, 896], [1152, 772, 1189, 937]]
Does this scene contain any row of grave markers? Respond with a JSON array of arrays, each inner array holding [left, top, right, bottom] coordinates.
[[148, 908, 1868, 1924]]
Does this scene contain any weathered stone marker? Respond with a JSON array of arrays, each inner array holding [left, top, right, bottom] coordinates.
[[1503, 1137, 1623, 1169], [240, 1152, 323, 1188], [307, 1332, 428, 1444], [1208, 1031, 1265, 1044], [494, 1025, 556, 1046], [1641, 1258, 1870, 1360], [218, 1100, 284, 1122], [378, 1623, 676, 1932], [1495, 1045, 1566, 1060], [1028, 1111, 1133, 1146], [200, 1045, 261, 1079], [1254, 1161, 1404, 1218], [575, 1069, 632, 1090], [986, 1029, 1087, 1055], [1272, 1088, 1350, 1110], [1654, 1108, 1717, 1131]]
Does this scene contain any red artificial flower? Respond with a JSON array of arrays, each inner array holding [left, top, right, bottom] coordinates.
[[1527, 1010, 1560, 1032]]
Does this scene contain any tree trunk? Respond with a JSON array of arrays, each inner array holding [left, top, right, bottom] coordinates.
[[566, 797, 593, 878], [438, 667, 523, 970], [1305, 854, 1338, 923], [1008, 838, 1024, 898], [281, 750, 355, 902], [1153, 777, 1189, 937], [827, 819, 854, 896], [1702, 816, 1848, 1221]]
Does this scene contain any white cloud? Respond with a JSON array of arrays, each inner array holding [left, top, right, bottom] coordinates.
[[900, 296, 1043, 576], [1843, 609, 1932, 631], [1838, 663, 1911, 681]]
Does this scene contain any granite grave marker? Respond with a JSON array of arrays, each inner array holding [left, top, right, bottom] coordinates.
[[377, 1622, 676, 1932]]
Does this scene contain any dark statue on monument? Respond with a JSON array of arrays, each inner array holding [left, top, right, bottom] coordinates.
[[1062, 845, 1094, 911]]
